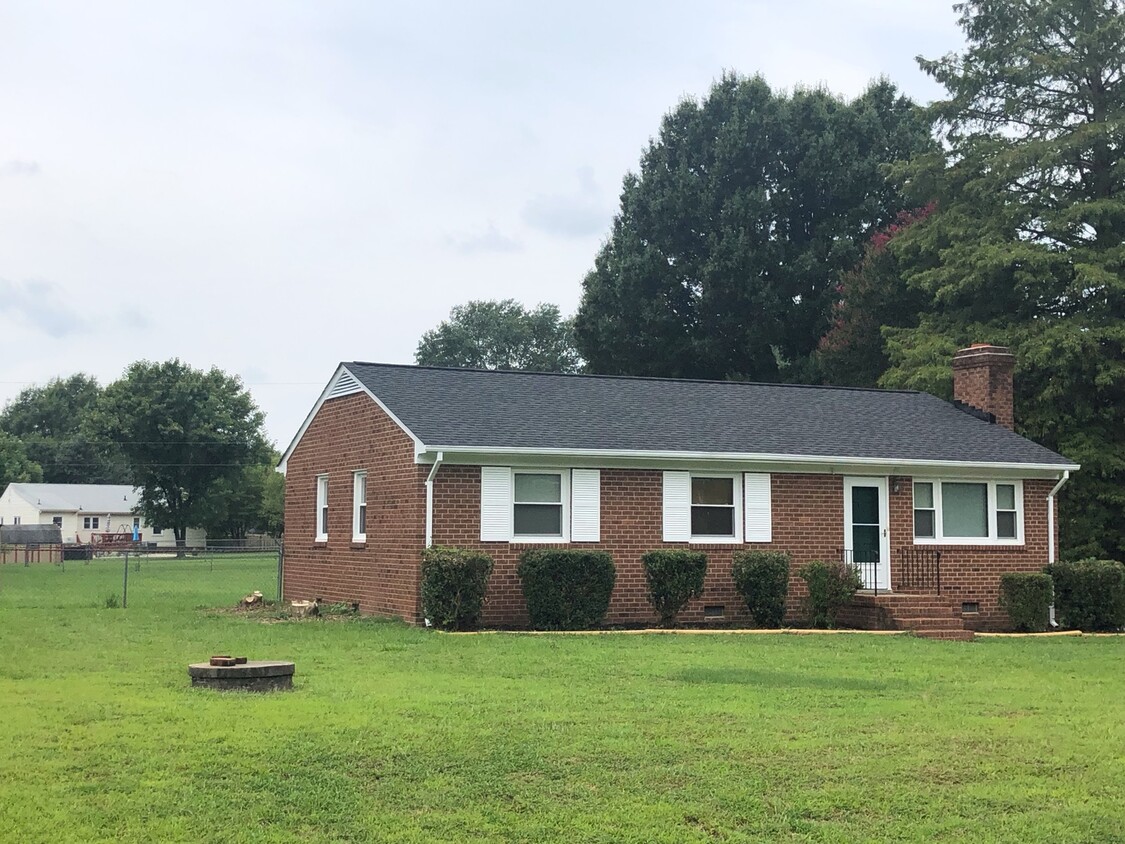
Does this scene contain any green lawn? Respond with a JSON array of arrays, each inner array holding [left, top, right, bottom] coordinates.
[[1, 562, 1122, 843]]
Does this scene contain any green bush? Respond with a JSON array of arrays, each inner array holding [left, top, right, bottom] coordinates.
[[517, 549, 616, 630], [420, 546, 494, 631], [641, 550, 707, 627], [798, 560, 861, 628], [732, 551, 791, 627], [998, 572, 1053, 633], [1047, 559, 1125, 631]]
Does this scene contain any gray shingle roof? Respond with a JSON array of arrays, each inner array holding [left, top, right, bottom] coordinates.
[[343, 363, 1075, 468], [1, 524, 62, 545], [6, 484, 140, 513]]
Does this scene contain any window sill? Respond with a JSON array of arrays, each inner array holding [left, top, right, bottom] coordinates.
[[350, 542, 367, 549], [510, 536, 569, 545], [688, 536, 743, 545]]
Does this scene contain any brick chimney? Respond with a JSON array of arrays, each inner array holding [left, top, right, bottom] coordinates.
[[952, 344, 1015, 429]]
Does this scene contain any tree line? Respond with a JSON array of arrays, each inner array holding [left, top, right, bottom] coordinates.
[[415, 0, 1124, 561], [0, 363, 283, 545]]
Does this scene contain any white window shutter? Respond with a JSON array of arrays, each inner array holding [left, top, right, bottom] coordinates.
[[571, 469, 601, 542], [744, 472, 772, 542], [480, 467, 512, 541], [662, 471, 691, 542]]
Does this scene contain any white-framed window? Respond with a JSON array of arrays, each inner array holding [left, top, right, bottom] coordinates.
[[13, 516, 21, 525], [352, 470, 367, 542], [133, 517, 140, 530], [913, 482, 936, 538], [52, 516, 63, 527], [689, 474, 742, 542], [83, 516, 100, 530], [913, 480, 1024, 544], [512, 470, 568, 542], [479, 467, 597, 543], [153, 526, 163, 535], [315, 474, 329, 541], [691, 475, 737, 539]]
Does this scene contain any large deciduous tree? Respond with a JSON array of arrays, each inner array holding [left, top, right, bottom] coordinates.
[[882, 0, 1125, 558], [416, 299, 582, 372], [0, 431, 42, 489], [574, 74, 934, 381], [93, 360, 270, 553], [0, 374, 127, 484]]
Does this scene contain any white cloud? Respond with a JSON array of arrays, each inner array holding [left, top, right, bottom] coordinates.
[[446, 223, 523, 255], [0, 0, 966, 443], [0, 160, 40, 176]]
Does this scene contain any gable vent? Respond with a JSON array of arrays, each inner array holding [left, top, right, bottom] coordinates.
[[326, 368, 361, 400]]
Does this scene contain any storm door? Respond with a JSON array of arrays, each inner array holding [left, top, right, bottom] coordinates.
[[842, 477, 891, 591]]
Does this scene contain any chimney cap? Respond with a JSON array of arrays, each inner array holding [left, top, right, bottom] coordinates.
[[954, 343, 1014, 358]]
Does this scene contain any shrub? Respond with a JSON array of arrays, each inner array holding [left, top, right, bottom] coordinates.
[[1047, 559, 1125, 631], [420, 546, 494, 631], [641, 550, 707, 626], [732, 551, 791, 627], [517, 549, 616, 630], [998, 572, 1053, 633], [798, 560, 861, 628]]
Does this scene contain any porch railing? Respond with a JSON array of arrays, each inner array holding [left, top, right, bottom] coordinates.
[[837, 549, 881, 596], [898, 548, 942, 593]]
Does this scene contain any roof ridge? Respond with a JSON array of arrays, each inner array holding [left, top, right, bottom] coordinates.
[[344, 361, 921, 396]]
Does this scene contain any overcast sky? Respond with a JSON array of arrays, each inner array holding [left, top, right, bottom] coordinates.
[[0, 1, 965, 448]]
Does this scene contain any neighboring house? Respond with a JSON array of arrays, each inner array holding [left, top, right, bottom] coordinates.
[[0, 483, 206, 549], [279, 345, 1078, 632]]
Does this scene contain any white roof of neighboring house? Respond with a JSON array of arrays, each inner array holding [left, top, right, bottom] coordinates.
[[4, 483, 140, 513]]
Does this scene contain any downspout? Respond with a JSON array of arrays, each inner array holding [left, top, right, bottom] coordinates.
[[424, 452, 444, 549], [1046, 470, 1070, 628], [1047, 470, 1070, 566]]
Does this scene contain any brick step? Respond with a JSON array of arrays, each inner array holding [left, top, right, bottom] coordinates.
[[914, 629, 976, 642], [852, 598, 960, 610], [894, 616, 965, 631], [885, 606, 960, 619], [851, 594, 954, 605]]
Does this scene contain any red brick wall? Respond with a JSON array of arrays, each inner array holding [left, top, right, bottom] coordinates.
[[282, 393, 426, 622], [889, 477, 1054, 630], [434, 467, 1054, 629], [433, 468, 847, 627]]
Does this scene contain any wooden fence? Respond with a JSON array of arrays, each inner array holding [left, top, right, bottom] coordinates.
[[0, 544, 64, 565]]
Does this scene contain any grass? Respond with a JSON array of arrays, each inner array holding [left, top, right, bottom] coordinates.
[[1, 560, 1123, 843]]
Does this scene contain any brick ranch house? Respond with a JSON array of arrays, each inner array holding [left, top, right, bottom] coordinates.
[[279, 344, 1078, 634]]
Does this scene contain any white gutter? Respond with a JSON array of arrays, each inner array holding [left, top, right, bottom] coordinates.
[[1047, 470, 1070, 565], [424, 451, 444, 548], [417, 445, 1079, 475]]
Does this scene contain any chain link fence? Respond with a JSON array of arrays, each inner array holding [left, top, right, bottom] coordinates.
[[0, 537, 282, 611]]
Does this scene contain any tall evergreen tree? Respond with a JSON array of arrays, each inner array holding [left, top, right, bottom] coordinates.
[[883, 0, 1125, 558], [574, 74, 934, 381]]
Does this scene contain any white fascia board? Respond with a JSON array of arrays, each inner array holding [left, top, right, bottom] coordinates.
[[277, 364, 424, 474], [415, 445, 1078, 479]]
